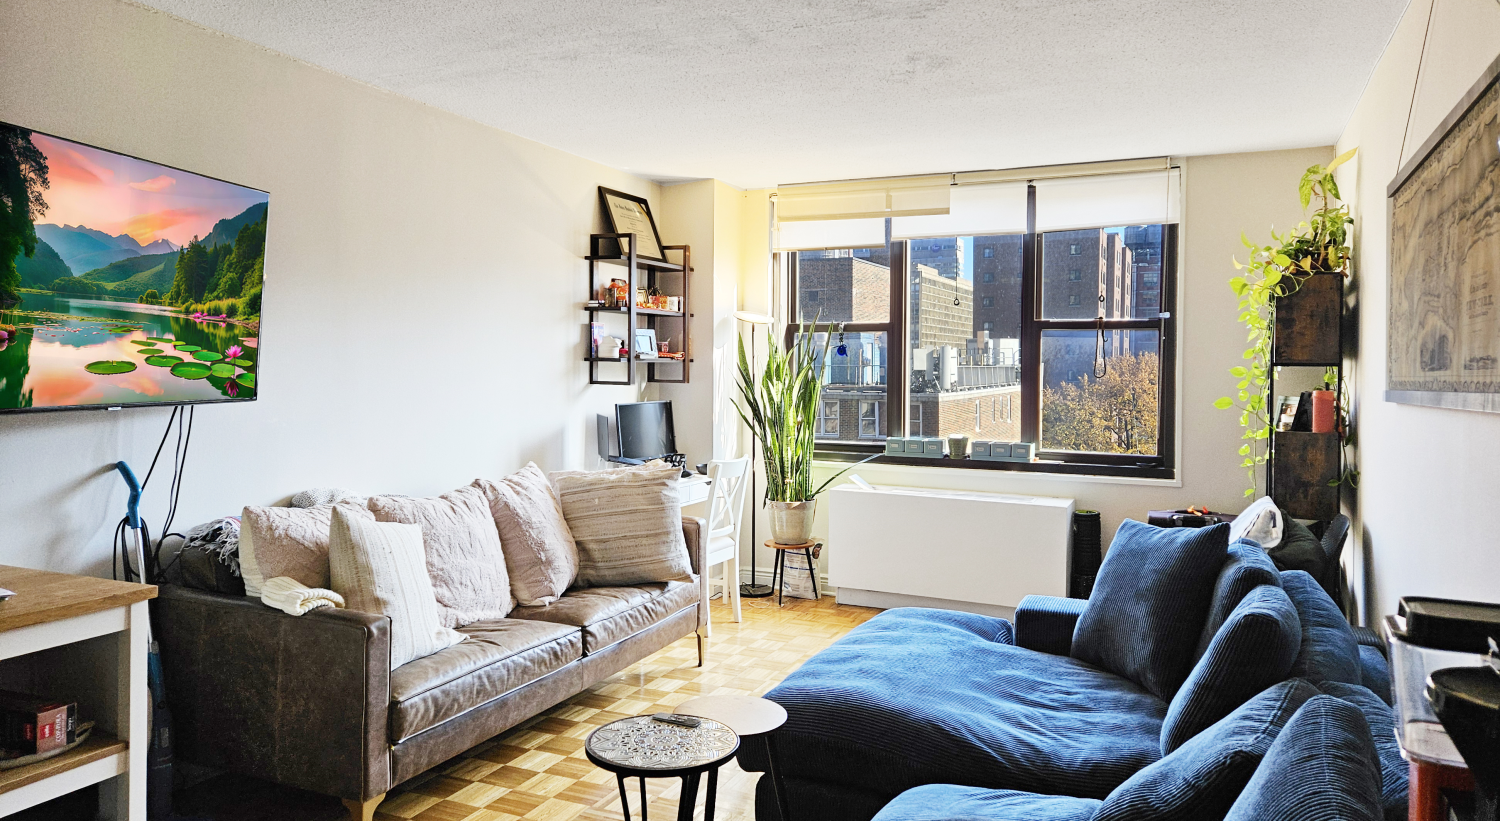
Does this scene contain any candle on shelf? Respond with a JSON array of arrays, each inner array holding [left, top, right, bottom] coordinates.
[[1311, 390, 1336, 433]]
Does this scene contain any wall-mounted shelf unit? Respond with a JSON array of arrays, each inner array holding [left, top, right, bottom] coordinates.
[[1267, 273, 1344, 521], [585, 234, 691, 385]]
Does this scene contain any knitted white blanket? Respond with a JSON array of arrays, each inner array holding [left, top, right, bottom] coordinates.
[[260, 576, 345, 616]]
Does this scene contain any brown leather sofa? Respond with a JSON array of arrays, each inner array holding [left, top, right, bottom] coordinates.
[[154, 517, 709, 821]]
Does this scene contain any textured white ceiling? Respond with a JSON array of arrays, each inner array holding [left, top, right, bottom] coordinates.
[[133, 0, 1407, 189]]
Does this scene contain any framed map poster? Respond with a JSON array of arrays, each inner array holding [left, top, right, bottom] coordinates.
[[1387, 52, 1500, 413], [598, 187, 665, 261]]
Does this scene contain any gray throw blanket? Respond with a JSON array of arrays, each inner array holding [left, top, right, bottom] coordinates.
[[182, 517, 242, 577]]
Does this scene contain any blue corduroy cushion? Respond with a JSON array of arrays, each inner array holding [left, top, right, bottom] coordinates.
[[1015, 595, 1088, 656], [1281, 570, 1361, 685], [1073, 521, 1230, 701], [1161, 585, 1302, 753], [1318, 682, 1409, 821], [1194, 542, 1282, 661], [1358, 645, 1393, 705], [750, 606, 1166, 801], [1223, 695, 1384, 821], [1091, 679, 1320, 821], [873, 785, 1102, 821]]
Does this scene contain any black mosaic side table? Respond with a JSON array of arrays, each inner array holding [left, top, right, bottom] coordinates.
[[585, 714, 739, 821]]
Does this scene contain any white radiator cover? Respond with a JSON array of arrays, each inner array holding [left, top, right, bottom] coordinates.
[[827, 483, 1075, 617]]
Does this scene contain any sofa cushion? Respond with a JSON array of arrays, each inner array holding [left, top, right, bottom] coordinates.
[[550, 463, 694, 586], [1162, 585, 1302, 754], [1281, 570, 1361, 685], [1265, 514, 1327, 582], [509, 580, 697, 655], [873, 785, 1102, 821], [368, 487, 514, 628], [752, 607, 1166, 801], [1223, 695, 1383, 821], [1359, 645, 1393, 705], [1073, 520, 1229, 701], [389, 618, 581, 743], [473, 464, 578, 606], [1093, 679, 1320, 821], [1318, 682, 1409, 821], [1194, 543, 1281, 661], [239, 502, 373, 597]]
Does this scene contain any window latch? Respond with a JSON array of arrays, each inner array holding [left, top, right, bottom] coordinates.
[[1157, 311, 1171, 319]]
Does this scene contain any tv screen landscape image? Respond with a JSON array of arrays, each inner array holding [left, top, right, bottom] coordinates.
[[0, 122, 268, 412]]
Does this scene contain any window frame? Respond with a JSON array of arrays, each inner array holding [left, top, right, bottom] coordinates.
[[787, 191, 1178, 480], [817, 398, 840, 437]]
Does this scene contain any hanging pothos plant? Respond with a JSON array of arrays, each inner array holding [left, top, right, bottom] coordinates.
[[1214, 148, 1357, 497]]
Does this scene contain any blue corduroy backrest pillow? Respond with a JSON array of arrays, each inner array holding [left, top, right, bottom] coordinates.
[[1093, 679, 1320, 821], [1161, 584, 1302, 754], [1193, 541, 1281, 662], [1281, 570, 1361, 685], [1318, 681, 1410, 821], [1223, 695, 1384, 821], [1072, 520, 1230, 701]]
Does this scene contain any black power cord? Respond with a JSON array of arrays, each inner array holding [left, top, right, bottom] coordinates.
[[113, 406, 195, 584]]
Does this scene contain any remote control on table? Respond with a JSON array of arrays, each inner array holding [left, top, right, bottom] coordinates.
[[651, 713, 701, 728]]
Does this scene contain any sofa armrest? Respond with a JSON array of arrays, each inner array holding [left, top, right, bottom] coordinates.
[[682, 516, 708, 633], [1014, 595, 1087, 656], [153, 584, 391, 802], [1352, 625, 1384, 654]]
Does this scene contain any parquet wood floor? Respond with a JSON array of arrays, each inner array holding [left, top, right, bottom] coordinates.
[[177, 593, 878, 821]]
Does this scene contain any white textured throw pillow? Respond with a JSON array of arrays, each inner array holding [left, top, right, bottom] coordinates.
[[1229, 495, 1283, 549], [550, 463, 693, 587], [327, 508, 464, 669], [367, 487, 513, 627], [239, 502, 374, 597], [473, 464, 579, 606]]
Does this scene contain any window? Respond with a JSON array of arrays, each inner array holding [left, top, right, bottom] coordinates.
[[859, 400, 883, 438], [785, 177, 1178, 478], [817, 399, 839, 436]]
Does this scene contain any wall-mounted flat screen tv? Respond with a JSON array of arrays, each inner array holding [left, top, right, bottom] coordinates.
[[0, 122, 268, 413]]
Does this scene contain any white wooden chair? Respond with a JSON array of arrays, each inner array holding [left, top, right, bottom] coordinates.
[[703, 457, 750, 633]]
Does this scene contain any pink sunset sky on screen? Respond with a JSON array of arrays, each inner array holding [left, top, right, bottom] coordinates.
[[31, 133, 267, 247]]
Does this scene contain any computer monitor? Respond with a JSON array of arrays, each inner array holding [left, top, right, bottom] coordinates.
[[616, 400, 677, 462]]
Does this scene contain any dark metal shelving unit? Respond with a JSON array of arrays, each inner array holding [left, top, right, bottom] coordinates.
[[1266, 273, 1344, 521], [585, 233, 691, 385]]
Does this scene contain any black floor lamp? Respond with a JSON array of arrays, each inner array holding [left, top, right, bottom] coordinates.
[[735, 309, 775, 598]]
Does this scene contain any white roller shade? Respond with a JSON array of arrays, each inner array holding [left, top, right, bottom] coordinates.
[[1033, 169, 1180, 233], [774, 218, 886, 252], [776, 175, 951, 221], [891, 181, 1028, 239]]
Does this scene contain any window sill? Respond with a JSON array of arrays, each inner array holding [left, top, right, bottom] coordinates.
[[813, 449, 1178, 485]]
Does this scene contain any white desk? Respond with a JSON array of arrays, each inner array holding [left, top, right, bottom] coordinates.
[[675, 474, 712, 508]]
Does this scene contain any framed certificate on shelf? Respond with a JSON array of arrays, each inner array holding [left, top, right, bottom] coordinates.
[[599, 186, 666, 261]]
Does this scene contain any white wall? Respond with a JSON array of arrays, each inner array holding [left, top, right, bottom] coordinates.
[[0, 0, 659, 576], [1338, 0, 1500, 621], [735, 148, 1336, 587]]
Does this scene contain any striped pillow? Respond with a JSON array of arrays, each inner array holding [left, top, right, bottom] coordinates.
[[328, 507, 464, 669], [550, 464, 692, 587]]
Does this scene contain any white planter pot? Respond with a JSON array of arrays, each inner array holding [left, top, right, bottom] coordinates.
[[769, 499, 817, 544]]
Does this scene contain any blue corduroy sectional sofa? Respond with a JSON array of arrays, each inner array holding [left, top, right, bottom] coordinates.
[[738, 521, 1405, 821]]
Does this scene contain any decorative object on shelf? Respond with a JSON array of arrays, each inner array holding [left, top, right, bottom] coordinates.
[[0, 721, 93, 770], [947, 434, 970, 459], [734, 318, 874, 545], [598, 187, 666, 261], [1388, 57, 1500, 414], [970, 440, 1036, 462], [1311, 389, 1336, 434], [1214, 148, 1358, 511], [1290, 390, 1314, 432], [1274, 395, 1299, 432], [633, 328, 657, 358]]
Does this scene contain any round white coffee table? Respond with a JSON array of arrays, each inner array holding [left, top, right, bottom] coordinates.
[[677, 695, 790, 820]]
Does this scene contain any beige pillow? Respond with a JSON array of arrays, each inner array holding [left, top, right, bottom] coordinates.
[[328, 508, 464, 669], [473, 464, 578, 606], [239, 503, 374, 597], [366, 487, 512, 627], [550, 463, 692, 587]]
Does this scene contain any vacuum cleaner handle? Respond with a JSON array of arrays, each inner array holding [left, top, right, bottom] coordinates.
[[115, 461, 142, 529]]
